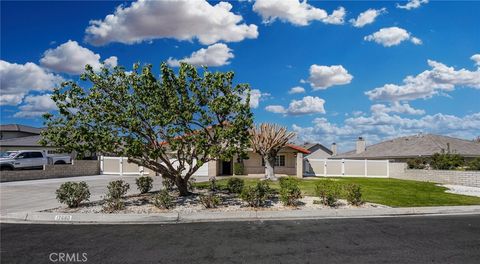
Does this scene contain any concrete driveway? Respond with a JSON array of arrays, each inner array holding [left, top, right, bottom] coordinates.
[[0, 175, 209, 215]]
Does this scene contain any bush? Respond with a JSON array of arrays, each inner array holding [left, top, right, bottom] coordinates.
[[279, 177, 302, 206], [106, 180, 130, 199], [407, 157, 429, 169], [227, 177, 245, 194], [56, 181, 91, 208], [315, 180, 340, 207], [199, 193, 221, 208], [344, 184, 363, 206], [103, 198, 125, 212], [430, 153, 465, 170], [162, 177, 175, 191], [466, 157, 480, 171], [135, 176, 153, 194], [240, 180, 272, 207], [209, 177, 217, 192], [233, 163, 245, 175], [153, 190, 174, 209]]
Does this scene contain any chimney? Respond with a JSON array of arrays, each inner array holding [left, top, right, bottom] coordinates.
[[356, 137, 366, 154], [331, 143, 337, 156]]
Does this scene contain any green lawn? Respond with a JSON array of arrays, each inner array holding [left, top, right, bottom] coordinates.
[[195, 177, 480, 207]]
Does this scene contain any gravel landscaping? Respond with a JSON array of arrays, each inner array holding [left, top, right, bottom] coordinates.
[[44, 188, 388, 214]]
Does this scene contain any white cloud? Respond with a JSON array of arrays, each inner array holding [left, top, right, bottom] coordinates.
[[471, 54, 480, 67], [364, 27, 421, 47], [288, 86, 306, 94], [293, 112, 480, 152], [370, 102, 425, 115], [366, 57, 480, 101], [253, 0, 345, 26], [85, 0, 258, 46], [0, 60, 63, 106], [397, 0, 429, 10], [243, 89, 269, 109], [265, 96, 325, 115], [349, 8, 386, 28], [40, 40, 117, 74], [306, 64, 353, 90], [167, 43, 234, 67], [14, 94, 57, 118]]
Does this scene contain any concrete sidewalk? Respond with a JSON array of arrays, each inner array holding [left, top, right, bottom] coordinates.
[[2, 205, 480, 225]]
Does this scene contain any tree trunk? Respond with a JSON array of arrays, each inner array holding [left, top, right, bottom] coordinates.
[[176, 177, 191, 196], [264, 156, 277, 180]]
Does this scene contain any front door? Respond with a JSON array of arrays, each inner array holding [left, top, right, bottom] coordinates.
[[221, 160, 232, 175]]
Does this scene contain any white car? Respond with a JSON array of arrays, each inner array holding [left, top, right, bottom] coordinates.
[[0, 150, 72, 171]]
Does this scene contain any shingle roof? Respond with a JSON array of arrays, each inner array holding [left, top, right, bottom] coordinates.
[[334, 134, 480, 159], [301, 143, 333, 156], [0, 135, 42, 147], [0, 124, 42, 134]]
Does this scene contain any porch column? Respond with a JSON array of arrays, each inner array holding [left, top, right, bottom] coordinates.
[[296, 153, 303, 178]]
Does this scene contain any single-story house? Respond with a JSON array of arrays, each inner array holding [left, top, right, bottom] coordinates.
[[0, 124, 55, 152], [206, 144, 310, 178], [332, 134, 480, 162], [302, 142, 335, 159]]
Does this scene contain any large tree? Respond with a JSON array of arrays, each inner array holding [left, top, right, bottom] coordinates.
[[249, 123, 295, 180], [41, 63, 253, 196]]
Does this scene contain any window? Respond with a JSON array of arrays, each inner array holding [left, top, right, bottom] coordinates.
[[29, 152, 44, 158], [262, 155, 286, 167]]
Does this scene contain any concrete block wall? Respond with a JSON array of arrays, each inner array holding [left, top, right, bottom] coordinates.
[[389, 162, 480, 187], [0, 160, 100, 182]]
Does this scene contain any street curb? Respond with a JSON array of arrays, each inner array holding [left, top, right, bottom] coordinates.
[[2, 205, 480, 224]]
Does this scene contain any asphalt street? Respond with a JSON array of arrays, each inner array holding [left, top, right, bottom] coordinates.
[[1, 215, 480, 264]]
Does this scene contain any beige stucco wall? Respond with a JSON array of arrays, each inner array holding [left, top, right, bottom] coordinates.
[[240, 150, 298, 176], [306, 148, 332, 159]]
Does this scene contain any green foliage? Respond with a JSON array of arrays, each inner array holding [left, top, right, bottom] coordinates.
[[279, 177, 302, 206], [106, 180, 130, 199], [240, 180, 272, 207], [466, 157, 480, 171], [430, 153, 465, 170], [233, 163, 245, 175], [199, 193, 221, 208], [41, 62, 254, 196], [153, 190, 174, 209], [103, 198, 125, 212], [208, 177, 217, 192], [407, 157, 429, 169], [315, 180, 341, 207], [226, 177, 245, 194], [344, 184, 363, 206], [55, 181, 91, 208], [135, 176, 153, 194], [162, 177, 175, 191]]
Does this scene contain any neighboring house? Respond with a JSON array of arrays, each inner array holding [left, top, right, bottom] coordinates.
[[207, 144, 310, 177], [333, 134, 480, 161], [302, 142, 334, 159], [0, 124, 54, 152]]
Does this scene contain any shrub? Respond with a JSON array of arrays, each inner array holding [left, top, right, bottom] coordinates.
[[227, 177, 245, 194], [135, 176, 153, 194], [106, 180, 130, 199], [407, 157, 429, 169], [279, 177, 302, 206], [56, 181, 91, 208], [466, 157, 480, 171], [315, 180, 340, 207], [430, 153, 465, 170], [162, 177, 175, 191], [240, 180, 272, 207], [153, 190, 174, 209], [103, 198, 125, 212], [209, 177, 217, 192], [199, 193, 221, 208], [344, 184, 363, 206], [233, 163, 245, 175]]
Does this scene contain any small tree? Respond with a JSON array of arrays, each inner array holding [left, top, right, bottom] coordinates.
[[41, 63, 253, 196], [249, 123, 295, 180]]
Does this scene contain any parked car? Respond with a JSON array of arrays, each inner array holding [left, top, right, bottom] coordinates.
[[0, 150, 71, 171]]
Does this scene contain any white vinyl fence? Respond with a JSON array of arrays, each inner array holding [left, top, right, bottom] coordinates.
[[304, 158, 389, 178], [100, 156, 209, 176]]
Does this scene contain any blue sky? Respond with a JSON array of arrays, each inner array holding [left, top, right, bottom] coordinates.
[[1, 0, 479, 151]]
